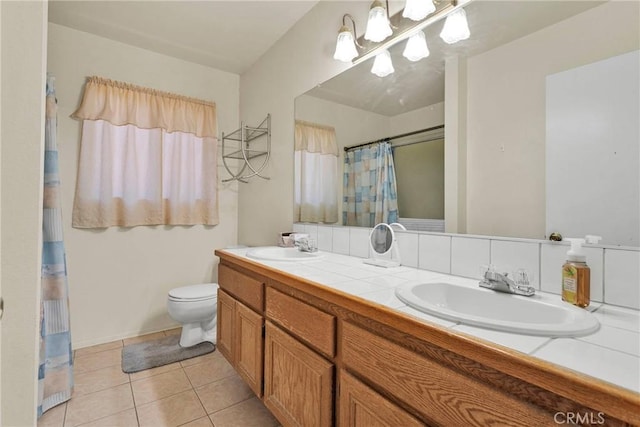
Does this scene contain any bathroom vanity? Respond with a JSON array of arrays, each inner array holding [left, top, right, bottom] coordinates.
[[214, 248, 640, 426]]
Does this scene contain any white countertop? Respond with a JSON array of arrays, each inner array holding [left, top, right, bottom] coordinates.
[[221, 247, 640, 394]]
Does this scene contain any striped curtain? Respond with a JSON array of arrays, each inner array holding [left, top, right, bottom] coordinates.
[[342, 141, 399, 227], [38, 74, 74, 417]]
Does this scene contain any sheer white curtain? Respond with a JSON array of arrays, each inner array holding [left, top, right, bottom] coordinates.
[[71, 77, 218, 227], [294, 121, 339, 223]]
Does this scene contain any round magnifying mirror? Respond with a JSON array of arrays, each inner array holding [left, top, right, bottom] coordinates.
[[370, 223, 394, 255]]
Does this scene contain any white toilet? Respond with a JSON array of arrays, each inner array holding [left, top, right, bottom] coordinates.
[[167, 283, 219, 347]]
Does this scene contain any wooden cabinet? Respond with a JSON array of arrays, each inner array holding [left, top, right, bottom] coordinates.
[[338, 370, 424, 427], [216, 288, 264, 397], [235, 301, 263, 395], [216, 289, 236, 363], [341, 321, 550, 426], [263, 321, 333, 427], [215, 251, 640, 427]]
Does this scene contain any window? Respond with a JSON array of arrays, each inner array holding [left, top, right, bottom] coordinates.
[[294, 121, 339, 223], [71, 77, 218, 228]]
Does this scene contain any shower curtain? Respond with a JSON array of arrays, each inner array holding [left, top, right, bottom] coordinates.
[[343, 141, 399, 227], [38, 74, 74, 417]]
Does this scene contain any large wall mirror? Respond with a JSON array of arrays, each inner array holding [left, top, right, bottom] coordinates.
[[294, 0, 639, 247]]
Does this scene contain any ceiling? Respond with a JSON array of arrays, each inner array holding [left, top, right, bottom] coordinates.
[[304, 1, 603, 116], [48, 0, 603, 112], [48, 0, 319, 74]]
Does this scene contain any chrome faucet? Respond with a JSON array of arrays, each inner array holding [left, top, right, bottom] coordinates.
[[294, 237, 318, 253], [479, 267, 535, 297]]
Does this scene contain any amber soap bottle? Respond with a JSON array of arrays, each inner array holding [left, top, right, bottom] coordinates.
[[562, 238, 591, 308]]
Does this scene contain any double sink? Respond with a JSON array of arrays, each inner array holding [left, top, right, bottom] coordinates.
[[245, 247, 599, 338]]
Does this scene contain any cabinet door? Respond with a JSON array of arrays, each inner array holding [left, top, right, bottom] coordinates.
[[264, 321, 333, 427], [217, 289, 235, 364], [338, 370, 425, 427], [235, 300, 264, 397]]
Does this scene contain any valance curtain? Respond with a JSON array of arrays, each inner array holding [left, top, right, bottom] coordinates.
[[294, 120, 339, 223], [71, 77, 218, 228], [343, 141, 399, 227]]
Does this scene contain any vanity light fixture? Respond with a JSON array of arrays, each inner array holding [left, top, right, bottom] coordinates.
[[402, 0, 436, 21], [402, 30, 430, 61], [333, 14, 363, 63], [364, 0, 393, 42], [439, 7, 470, 44], [371, 49, 395, 77], [336, 0, 471, 77]]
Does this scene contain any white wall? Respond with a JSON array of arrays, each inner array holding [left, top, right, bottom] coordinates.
[[295, 98, 444, 150], [388, 102, 444, 136], [445, 57, 467, 234], [239, 1, 355, 245], [296, 95, 390, 151], [47, 23, 240, 347], [546, 51, 639, 247], [1, 2, 47, 425], [465, 1, 640, 239], [0, 1, 3, 419]]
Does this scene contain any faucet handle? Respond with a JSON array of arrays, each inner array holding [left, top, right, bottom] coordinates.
[[306, 238, 317, 252], [513, 268, 535, 286], [513, 268, 531, 287], [294, 235, 317, 252], [479, 264, 496, 279], [292, 233, 309, 246], [512, 268, 536, 295]]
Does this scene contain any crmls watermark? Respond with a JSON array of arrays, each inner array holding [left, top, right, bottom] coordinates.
[[554, 411, 606, 425]]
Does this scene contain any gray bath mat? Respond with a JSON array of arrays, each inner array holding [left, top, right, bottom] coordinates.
[[121, 334, 215, 373]]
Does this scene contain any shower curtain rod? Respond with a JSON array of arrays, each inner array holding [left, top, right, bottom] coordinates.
[[343, 124, 444, 152]]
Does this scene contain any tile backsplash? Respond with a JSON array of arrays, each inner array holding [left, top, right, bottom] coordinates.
[[604, 249, 640, 309], [418, 234, 450, 273], [451, 237, 490, 279], [293, 223, 640, 310]]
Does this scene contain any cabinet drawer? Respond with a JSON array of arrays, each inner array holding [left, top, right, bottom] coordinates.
[[218, 264, 264, 312], [341, 322, 551, 426], [266, 287, 336, 357]]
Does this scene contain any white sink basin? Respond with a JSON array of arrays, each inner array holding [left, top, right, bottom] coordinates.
[[395, 282, 600, 337], [246, 246, 324, 262]]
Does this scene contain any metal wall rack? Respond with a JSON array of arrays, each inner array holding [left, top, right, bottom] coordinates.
[[221, 114, 271, 183]]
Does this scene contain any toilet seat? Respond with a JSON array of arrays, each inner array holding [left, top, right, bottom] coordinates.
[[168, 283, 218, 302]]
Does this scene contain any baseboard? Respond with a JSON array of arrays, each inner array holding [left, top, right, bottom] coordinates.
[[73, 322, 181, 350]]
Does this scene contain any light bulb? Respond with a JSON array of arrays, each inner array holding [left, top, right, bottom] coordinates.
[[333, 27, 358, 62], [371, 50, 394, 77], [364, 1, 393, 42], [402, 31, 429, 61], [402, 0, 435, 21], [440, 8, 470, 44]]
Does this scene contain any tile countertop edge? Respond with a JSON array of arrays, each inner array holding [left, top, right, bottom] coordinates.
[[214, 248, 640, 421]]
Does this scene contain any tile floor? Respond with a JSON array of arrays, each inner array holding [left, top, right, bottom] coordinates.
[[38, 329, 280, 427]]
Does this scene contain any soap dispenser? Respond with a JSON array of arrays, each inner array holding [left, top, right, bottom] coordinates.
[[561, 236, 600, 308]]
